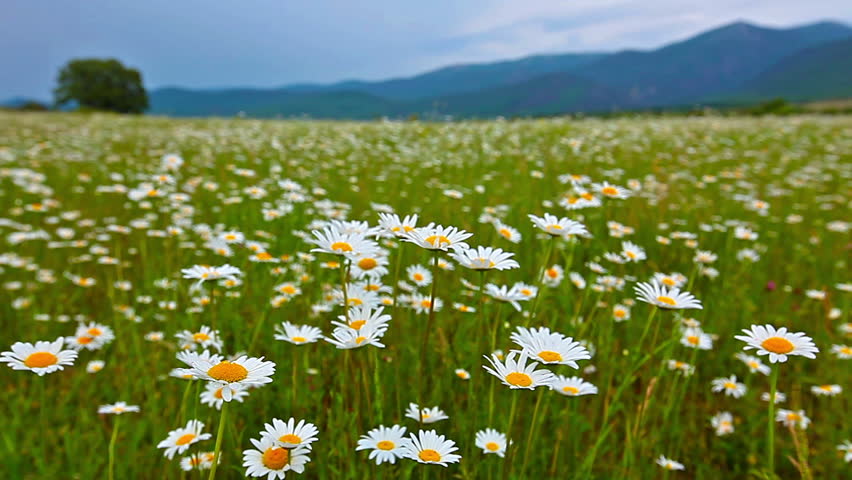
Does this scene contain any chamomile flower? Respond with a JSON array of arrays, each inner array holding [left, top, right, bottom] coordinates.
[[830, 344, 852, 359], [309, 226, 377, 259], [483, 351, 555, 390], [652, 272, 686, 289], [181, 264, 242, 288], [475, 428, 508, 457], [593, 181, 632, 199], [87, 360, 105, 373], [837, 441, 852, 463], [735, 353, 771, 375], [407, 264, 433, 286], [356, 424, 409, 465], [242, 436, 311, 479], [1, 338, 78, 375], [711, 375, 746, 398], [634, 281, 703, 310], [200, 382, 249, 409], [273, 322, 323, 345], [260, 417, 320, 449], [528, 213, 589, 238], [493, 221, 522, 243], [681, 327, 713, 350], [402, 224, 473, 252], [612, 304, 631, 322], [188, 355, 275, 401], [484, 284, 527, 312], [510, 326, 591, 367], [734, 325, 818, 363], [620, 241, 646, 262], [403, 430, 461, 467], [711, 412, 734, 436], [98, 402, 140, 415], [377, 213, 418, 237], [542, 264, 564, 287], [175, 325, 223, 351], [157, 419, 212, 459], [762, 391, 786, 404], [451, 246, 519, 271], [454, 368, 471, 380], [810, 384, 842, 396], [656, 455, 685, 471], [550, 375, 598, 397], [776, 409, 811, 429], [180, 452, 216, 471], [405, 403, 449, 424]]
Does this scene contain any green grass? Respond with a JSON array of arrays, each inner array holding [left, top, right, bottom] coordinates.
[[0, 111, 849, 479]]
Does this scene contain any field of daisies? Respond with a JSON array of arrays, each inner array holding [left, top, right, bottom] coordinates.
[[0, 111, 849, 479]]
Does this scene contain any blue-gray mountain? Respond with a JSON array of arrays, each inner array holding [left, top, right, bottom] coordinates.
[[148, 20, 851, 119]]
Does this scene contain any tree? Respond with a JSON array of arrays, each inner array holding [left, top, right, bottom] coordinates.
[[53, 58, 148, 114]]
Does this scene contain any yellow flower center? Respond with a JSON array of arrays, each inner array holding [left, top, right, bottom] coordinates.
[[786, 413, 800, 421], [546, 269, 558, 278], [761, 337, 795, 354], [547, 224, 563, 231], [331, 242, 353, 252], [281, 285, 296, 294], [562, 386, 580, 395], [193, 333, 211, 342], [349, 320, 367, 330], [656, 296, 677, 306], [602, 186, 618, 196], [176, 433, 196, 446], [626, 251, 637, 259], [614, 310, 626, 318], [748, 361, 759, 369], [581, 192, 594, 200], [207, 361, 248, 382], [358, 258, 378, 270], [348, 298, 363, 306], [355, 336, 367, 344], [88, 328, 102, 336], [279, 434, 302, 445], [256, 252, 273, 261], [819, 385, 833, 391], [505, 372, 533, 387], [662, 278, 676, 286], [262, 447, 289, 470], [499, 228, 512, 239], [413, 273, 424, 282], [24, 351, 58, 368], [291, 336, 306, 343], [424, 235, 450, 247], [214, 388, 223, 399], [538, 351, 563, 362], [724, 382, 736, 390], [420, 299, 432, 309], [485, 442, 500, 451], [377, 440, 395, 451], [687, 336, 699, 345], [418, 449, 442, 462], [78, 336, 94, 344]]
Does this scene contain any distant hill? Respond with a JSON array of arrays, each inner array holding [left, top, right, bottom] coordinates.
[[722, 37, 852, 102], [148, 20, 852, 119]]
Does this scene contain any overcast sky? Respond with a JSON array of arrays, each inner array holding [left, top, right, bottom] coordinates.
[[2, 0, 850, 100]]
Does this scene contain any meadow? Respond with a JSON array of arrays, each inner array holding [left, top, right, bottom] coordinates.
[[0, 111, 849, 479]]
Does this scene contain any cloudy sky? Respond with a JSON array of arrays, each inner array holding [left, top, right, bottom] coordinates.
[[2, 0, 850, 100]]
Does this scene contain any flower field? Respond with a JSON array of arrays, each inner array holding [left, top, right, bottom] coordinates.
[[0, 111, 849, 479]]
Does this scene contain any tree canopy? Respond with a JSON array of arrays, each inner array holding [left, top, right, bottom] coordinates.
[[54, 58, 149, 114]]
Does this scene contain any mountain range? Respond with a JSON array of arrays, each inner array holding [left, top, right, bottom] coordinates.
[[8, 20, 851, 119]]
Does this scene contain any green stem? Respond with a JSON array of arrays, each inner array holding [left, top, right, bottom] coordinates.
[[528, 237, 555, 323], [520, 388, 546, 475], [207, 402, 229, 480], [767, 365, 779, 475], [108, 416, 120, 480], [417, 252, 440, 427], [502, 393, 520, 480]]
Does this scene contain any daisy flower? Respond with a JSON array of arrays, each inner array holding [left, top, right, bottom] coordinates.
[[483, 351, 555, 390], [510, 326, 591, 368], [324, 324, 388, 349], [569, 272, 586, 289], [734, 325, 818, 363], [87, 360, 105, 373], [181, 264, 242, 288], [680, 327, 713, 350], [830, 344, 851, 359], [180, 452, 216, 471], [475, 428, 508, 457], [157, 420, 212, 459], [776, 409, 811, 429], [612, 304, 631, 322], [451, 246, 519, 271], [620, 241, 646, 262], [260, 417, 320, 449], [656, 455, 685, 471], [634, 281, 703, 310], [187, 355, 275, 401], [309, 226, 377, 259], [837, 441, 852, 463], [667, 360, 695, 376], [653, 272, 686, 289], [454, 368, 471, 380], [810, 384, 842, 396], [711, 375, 746, 398], [200, 382, 249, 409], [711, 412, 734, 436], [406, 264, 433, 286], [403, 430, 461, 467], [761, 391, 786, 404], [242, 436, 311, 479], [542, 264, 564, 287], [592, 181, 632, 199], [493, 221, 522, 243], [550, 375, 598, 397], [356, 424, 409, 465], [405, 403, 449, 424], [735, 353, 771, 375], [484, 284, 527, 311], [528, 213, 589, 238], [273, 322, 323, 345], [175, 325, 223, 351], [377, 213, 418, 237], [98, 402, 140, 415], [402, 224, 473, 252], [1, 338, 78, 376]]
